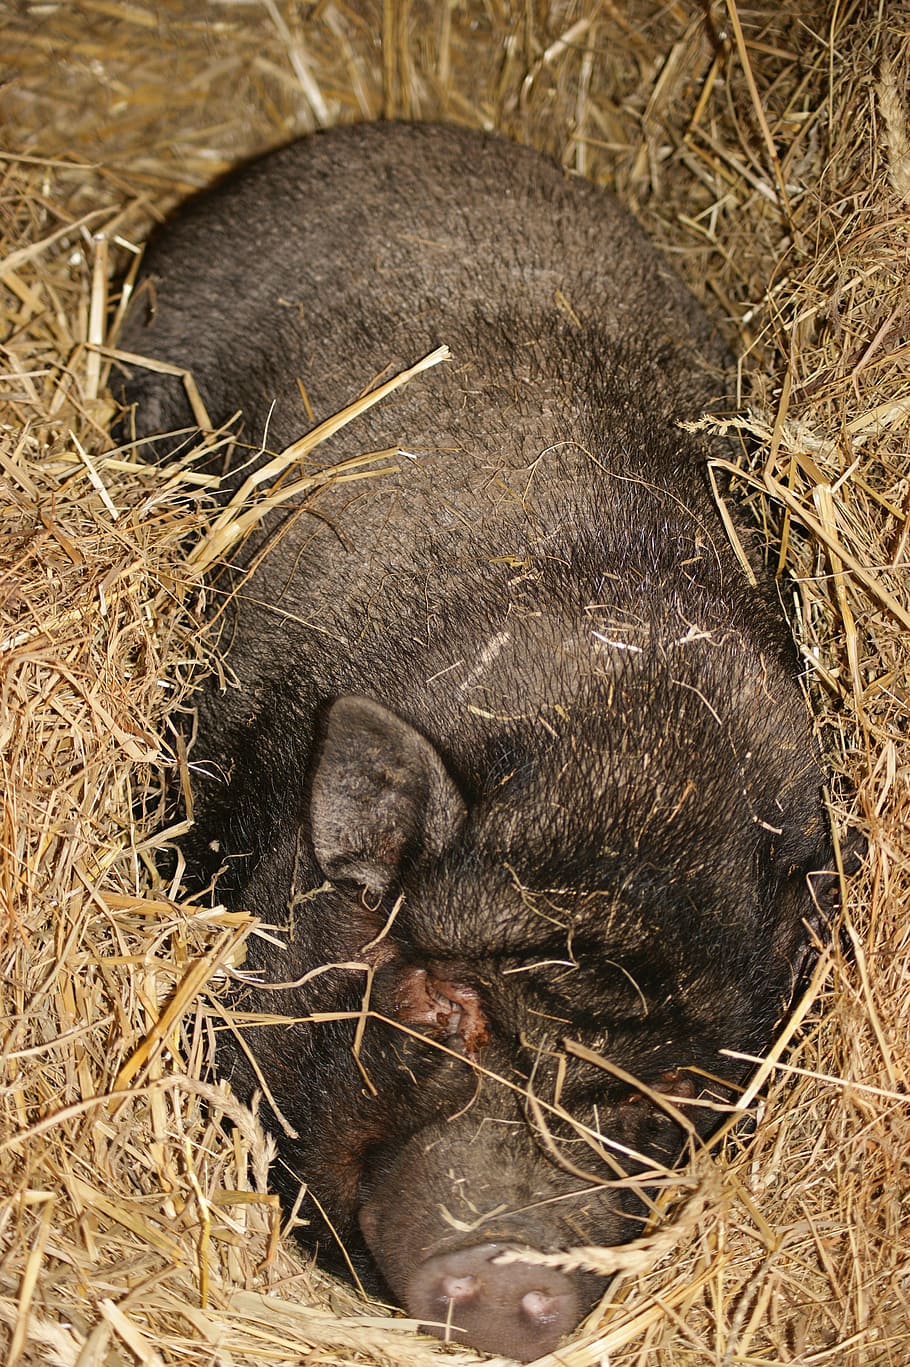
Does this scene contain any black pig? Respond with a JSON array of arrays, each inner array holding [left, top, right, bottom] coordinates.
[[118, 123, 831, 1361]]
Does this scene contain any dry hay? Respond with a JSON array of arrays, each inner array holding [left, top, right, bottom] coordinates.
[[1, 2, 908, 1364]]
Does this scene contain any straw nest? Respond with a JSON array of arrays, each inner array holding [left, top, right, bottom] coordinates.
[[2, 3, 907, 1364]]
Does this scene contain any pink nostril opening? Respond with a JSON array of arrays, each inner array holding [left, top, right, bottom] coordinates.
[[441, 1273, 480, 1305], [521, 1289, 561, 1326]]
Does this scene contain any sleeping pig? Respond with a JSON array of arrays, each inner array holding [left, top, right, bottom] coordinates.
[[117, 122, 832, 1361]]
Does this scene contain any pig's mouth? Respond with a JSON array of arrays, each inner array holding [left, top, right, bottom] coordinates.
[[402, 1239, 585, 1361]]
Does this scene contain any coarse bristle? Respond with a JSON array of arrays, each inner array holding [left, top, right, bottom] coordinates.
[[1, 4, 908, 1365]]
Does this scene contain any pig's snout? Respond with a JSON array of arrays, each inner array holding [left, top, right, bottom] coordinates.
[[406, 1241, 580, 1361], [359, 1123, 608, 1362]]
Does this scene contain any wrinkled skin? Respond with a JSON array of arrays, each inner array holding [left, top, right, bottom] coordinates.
[[117, 123, 832, 1361]]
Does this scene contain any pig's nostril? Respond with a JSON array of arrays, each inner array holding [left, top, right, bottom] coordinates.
[[521, 1288, 561, 1326], [440, 1272, 480, 1304], [407, 1242, 582, 1362]]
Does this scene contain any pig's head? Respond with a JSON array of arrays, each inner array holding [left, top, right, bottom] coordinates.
[[272, 688, 833, 1359]]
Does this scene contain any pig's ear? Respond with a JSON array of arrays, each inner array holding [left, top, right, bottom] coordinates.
[[309, 695, 467, 895]]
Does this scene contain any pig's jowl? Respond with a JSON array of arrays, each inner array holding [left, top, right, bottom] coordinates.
[[118, 123, 832, 1361]]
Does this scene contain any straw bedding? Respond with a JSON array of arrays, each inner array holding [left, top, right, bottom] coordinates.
[[1, 3, 908, 1364]]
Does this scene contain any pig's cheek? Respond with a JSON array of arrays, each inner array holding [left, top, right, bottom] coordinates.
[[358, 1198, 380, 1250], [391, 966, 490, 1057]]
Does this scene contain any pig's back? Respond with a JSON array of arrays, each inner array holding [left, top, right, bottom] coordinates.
[[120, 121, 728, 463], [119, 122, 742, 736]]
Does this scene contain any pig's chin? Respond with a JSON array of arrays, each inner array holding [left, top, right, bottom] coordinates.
[[358, 1200, 601, 1361]]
